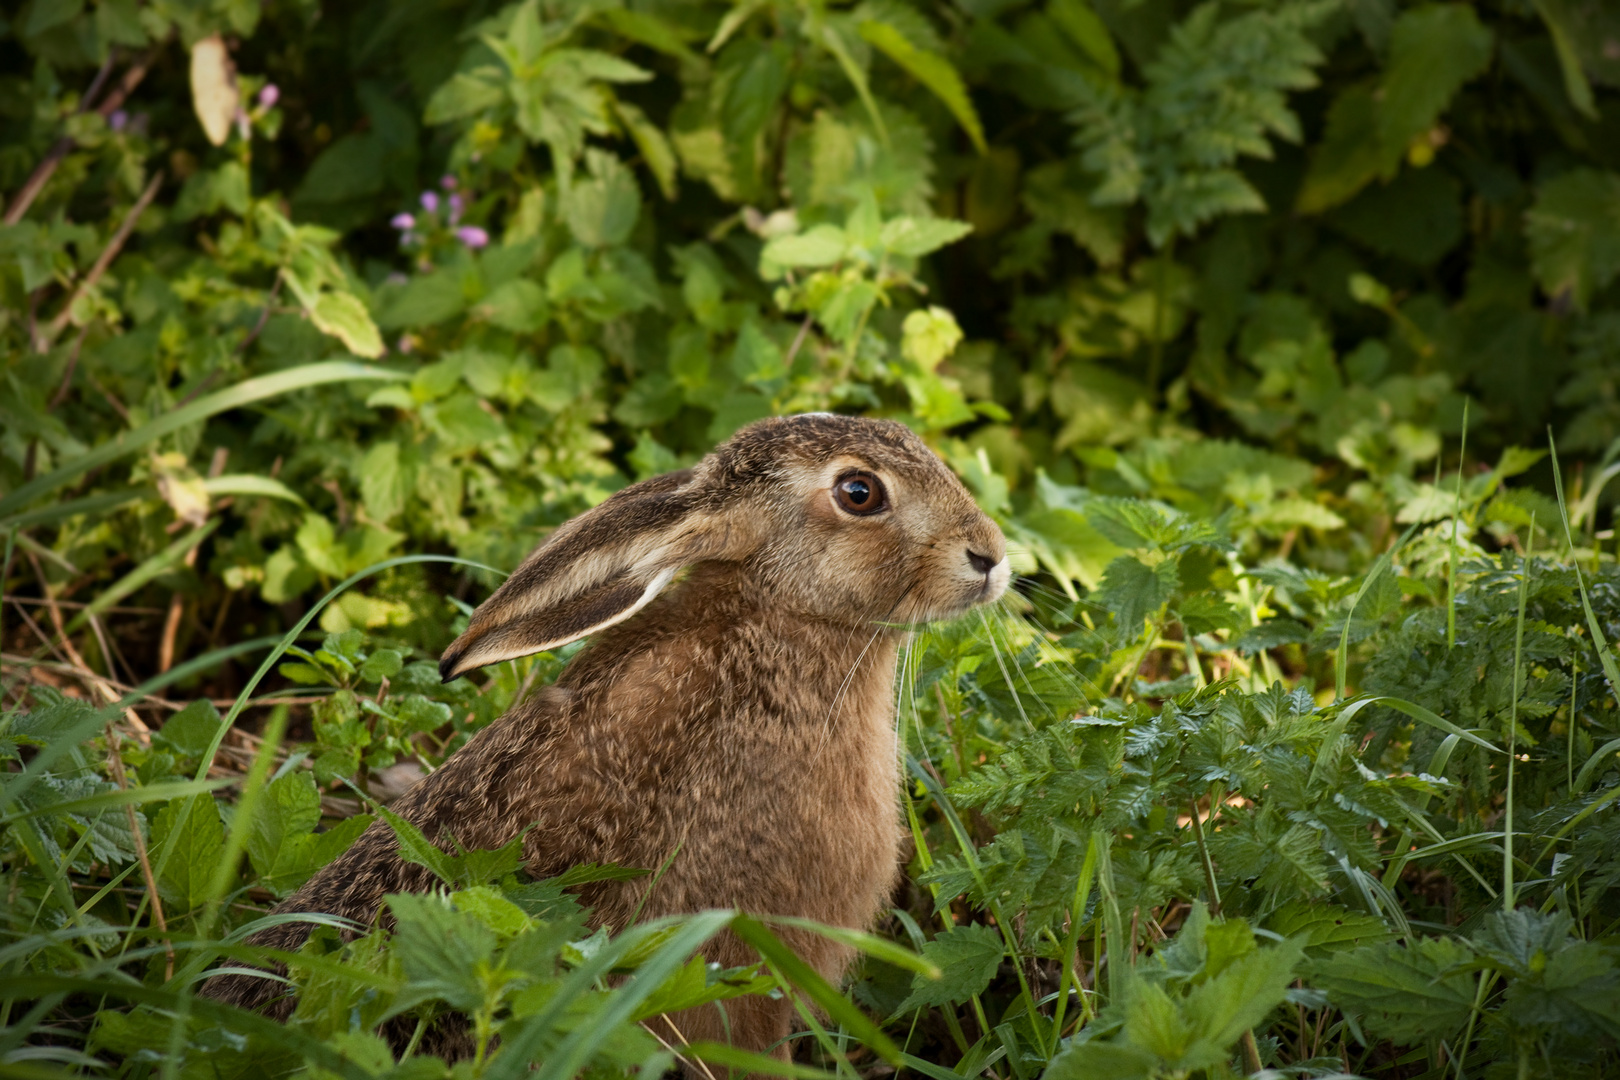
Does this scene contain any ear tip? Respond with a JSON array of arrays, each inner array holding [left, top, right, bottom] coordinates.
[[438, 651, 465, 683]]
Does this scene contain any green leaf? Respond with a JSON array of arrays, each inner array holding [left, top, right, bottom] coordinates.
[[723, 38, 792, 146], [359, 648, 403, 682], [201, 474, 307, 507], [1042, 1040, 1157, 1080], [154, 699, 223, 758], [1309, 938, 1478, 1044], [612, 99, 678, 200], [378, 270, 468, 329], [762, 225, 848, 270], [563, 150, 641, 249], [1379, 4, 1494, 153], [358, 441, 406, 525], [387, 891, 498, 1011], [879, 216, 974, 259], [1526, 168, 1620, 310], [309, 290, 384, 358], [1299, 4, 1493, 212], [151, 793, 225, 910], [731, 321, 786, 385], [479, 278, 549, 334], [247, 772, 372, 896], [1179, 936, 1303, 1065], [1095, 554, 1179, 630], [1266, 901, 1396, 957], [859, 20, 987, 154], [595, 7, 701, 65], [1049, 0, 1121, 79], [895, 923, 1003, 1012], [371, 800, 457, 885], [424, 70, 505, 124]]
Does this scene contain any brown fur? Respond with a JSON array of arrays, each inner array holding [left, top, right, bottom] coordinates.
[[202, 415, 1008, 1061]]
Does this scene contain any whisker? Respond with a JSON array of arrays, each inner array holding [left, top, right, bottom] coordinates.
[[994, 592, 1105, 708], [818, 623, 887, 762], [978, 608, 1033, 731]]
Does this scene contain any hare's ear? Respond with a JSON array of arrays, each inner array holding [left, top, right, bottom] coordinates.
[[439, 469, 748, 680]]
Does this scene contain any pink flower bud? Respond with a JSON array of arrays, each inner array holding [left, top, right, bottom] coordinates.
[[448, 192, 464, 224], [258, 84, 280, 108], [441, 175, 458, 190], [420, 191, 439, 213], [390, 213, 415, 230], [456, 226, 489, 249]]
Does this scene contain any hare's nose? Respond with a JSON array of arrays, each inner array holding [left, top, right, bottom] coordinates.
[[966, 549, 998, 575]]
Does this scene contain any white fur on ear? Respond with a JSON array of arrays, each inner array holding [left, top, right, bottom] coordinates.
[[440, 565, 679, 680]]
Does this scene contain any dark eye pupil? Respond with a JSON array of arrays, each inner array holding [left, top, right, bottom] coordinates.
[[844, 480, 870, 504]]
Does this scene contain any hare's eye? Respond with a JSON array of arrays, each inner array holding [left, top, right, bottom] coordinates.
[[835, 473, 887, 516]]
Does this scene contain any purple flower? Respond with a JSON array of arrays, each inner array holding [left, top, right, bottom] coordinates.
[[390, 213, 415, 230], [108, 110, 128, 132], [257, 84, 280, 108], [420, 191, 440, 213], [441, 175, 458, 190], [448, 192, 464, 224], [456, 226, 489, 249]]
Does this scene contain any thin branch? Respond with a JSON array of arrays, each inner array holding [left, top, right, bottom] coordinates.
[[39, 170, 164, 349], [48, 325, 89, 410], [105, 721, 173, 979], [4, 43, 164, 226]]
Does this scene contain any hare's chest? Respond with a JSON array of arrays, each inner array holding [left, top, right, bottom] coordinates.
[[683, 694, 905, 924]]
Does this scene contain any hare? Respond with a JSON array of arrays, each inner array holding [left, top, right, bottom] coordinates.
[[204, 413, 1009, 1058]]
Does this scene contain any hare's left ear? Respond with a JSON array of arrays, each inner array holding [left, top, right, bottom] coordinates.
[[439, 469, 754, 680]]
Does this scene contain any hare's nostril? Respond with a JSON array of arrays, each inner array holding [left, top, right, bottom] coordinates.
[[966, 549, 997, 575]]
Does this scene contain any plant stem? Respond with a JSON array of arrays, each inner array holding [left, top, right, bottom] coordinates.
[[1447, 400, 1468, 651], [1190, 794, 1222, 916], [1506, 516, 1534, 912]]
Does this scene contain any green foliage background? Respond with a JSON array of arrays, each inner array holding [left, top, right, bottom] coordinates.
[[7, 0, 1620, 1077]]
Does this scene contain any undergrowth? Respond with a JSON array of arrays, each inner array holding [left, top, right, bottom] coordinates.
[[9, 0, 1620, 1077]]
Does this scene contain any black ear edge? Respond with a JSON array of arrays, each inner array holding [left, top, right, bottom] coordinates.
[[438, 566, 678, 682]]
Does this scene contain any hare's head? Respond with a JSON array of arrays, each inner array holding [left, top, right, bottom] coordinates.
[[440, 414, 1007, 680]]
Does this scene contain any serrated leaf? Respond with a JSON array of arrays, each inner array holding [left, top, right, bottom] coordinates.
[[1526, 168, 1620, 310], [155, 699, 223, 758], [1378, 4, 1494, 153], [386, 891, 496, 1011], [247, 772, 371, 896], [1096, 554, 1180, 630], [896, 924, 1004, 1012], [879, 216, 973, 259], [1309, 938, 1477, 1044], [1267, 900, 1395, 957], [152, 794, 225, 910], [860, 20, 986, 153]]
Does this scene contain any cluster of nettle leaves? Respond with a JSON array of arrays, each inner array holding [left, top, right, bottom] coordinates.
[[7, 0, 1620, 1077]]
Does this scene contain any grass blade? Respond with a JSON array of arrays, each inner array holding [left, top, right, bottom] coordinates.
[[1336, 523, 1419, 700], [0, 360, 404, 518], [1549, 432, 1620, 697], [731, 914, 903, 1065], [1338, 695, 1498, 753], [760, 915, 940, 979]]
